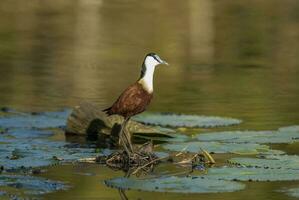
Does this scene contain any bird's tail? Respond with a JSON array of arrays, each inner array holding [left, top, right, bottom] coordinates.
[[102, 107, 112, 115]]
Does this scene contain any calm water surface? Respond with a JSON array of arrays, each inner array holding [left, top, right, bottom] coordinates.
[[1, 0, 299, 199]]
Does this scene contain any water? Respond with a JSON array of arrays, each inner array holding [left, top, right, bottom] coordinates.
[[0, 0, 299, 199]]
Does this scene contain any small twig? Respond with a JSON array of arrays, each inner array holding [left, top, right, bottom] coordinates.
[[175, 144, 190, 157], [200, 148, 216, 164], [106, 156, 116, 164], [78, 157, 96, 163], [131, 156, 168, 175]]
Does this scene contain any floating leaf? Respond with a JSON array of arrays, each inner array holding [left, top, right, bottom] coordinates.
[[106, 167, 299, 194], [0, 111, 114, 171], [257, 149, 286, 155], [229, 155, 299, 170], [0, 128, 110, 170], [196, 126, 299, 144], [0, 109, 70, 129], [7, 129, 53, 139], [278, 125, 299, 132], [154, 151, 169, 158], [0, 174, 68, 195], [133, 113, 242, 128], [279, 187, 299, 198], [163, 141, 274, 155], [134, 132, 190, 143], [104, 176, 245, 193], [206, 167, 299, 181]]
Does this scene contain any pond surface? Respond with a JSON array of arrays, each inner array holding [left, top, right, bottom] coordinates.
[[0, 0, 299, 199]]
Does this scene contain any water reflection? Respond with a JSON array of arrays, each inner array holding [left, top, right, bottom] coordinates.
[[119, 189, 129, 200], [1, 0, 299, 129]]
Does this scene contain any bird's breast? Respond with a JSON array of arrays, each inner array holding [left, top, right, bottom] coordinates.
[[138, 78, 154, 94]]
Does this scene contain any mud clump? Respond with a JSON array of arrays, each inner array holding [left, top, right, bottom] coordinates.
[[97, 142, 161, 175], [99, 151, 159, 174]]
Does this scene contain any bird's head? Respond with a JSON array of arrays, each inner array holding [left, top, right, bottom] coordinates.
[[140, 53, 168, 78], [144, 53, 168, 68]]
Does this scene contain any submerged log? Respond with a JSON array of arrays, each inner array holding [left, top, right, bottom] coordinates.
[[65, 102, 161, 138]]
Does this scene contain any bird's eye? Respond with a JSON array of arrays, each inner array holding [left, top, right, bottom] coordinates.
[[154, 55, 162, 63]]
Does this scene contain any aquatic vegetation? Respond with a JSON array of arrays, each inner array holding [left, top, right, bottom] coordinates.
[[111, 166, 299, 193], [0, 128, 110, 171], [196, 126, 299, 144], [229, 155, 299, 169], [206, 167, 299, 181], [6, 128, 54, 139], [0, 109, 70, 129], [0, 109, 116, 171], [0, 174, 68, 195], [134, 132, 190, 143], [2, 107, 299, 197], [163, 141, 275, 155], [104, 176, 245, 193], [279, 187, 299, 198], [153, 151, 169, 158], [134, 113, 242, 128]]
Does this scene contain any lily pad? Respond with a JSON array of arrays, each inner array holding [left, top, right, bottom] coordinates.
[[0, 110, 115, 171], [279, 187, 299, 198], [134, 132, 190, 143], [0, 109, 70, 129], [133, 113, 242, 128], [229, 155, 299, 169], [196, 125, 299, 144], [206, 167, 299, 181], [7, 129, 54, 139], [163, 141, 274, 155], [0, 128, 110, 171], [153, 151, 169, 158], [104, 176, 245, 193], [0, 174, 68, 195]]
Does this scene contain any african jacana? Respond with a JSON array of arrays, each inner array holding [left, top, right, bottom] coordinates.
[[103, 53, 168, 155]]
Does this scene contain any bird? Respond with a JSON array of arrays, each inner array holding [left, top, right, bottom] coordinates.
[[103, 53, 168, 155]]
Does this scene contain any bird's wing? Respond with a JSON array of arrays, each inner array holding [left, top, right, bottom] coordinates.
[[109, 83, 143, 114]]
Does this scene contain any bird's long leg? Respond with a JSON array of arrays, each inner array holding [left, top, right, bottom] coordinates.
[[123, 117, 133, 152], [118, 189, 128, 200], [119, 117, 133, 155]]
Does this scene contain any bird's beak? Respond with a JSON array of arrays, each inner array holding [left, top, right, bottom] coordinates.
[[162, 60, 169, 66], [156, 55, 169, 66], [159, 59, 168, 66]]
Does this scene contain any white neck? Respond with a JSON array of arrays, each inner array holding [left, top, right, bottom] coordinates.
[[138, 57, 159, 93]]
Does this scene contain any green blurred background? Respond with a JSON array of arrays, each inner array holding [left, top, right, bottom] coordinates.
[[1, 0, 299, 130]]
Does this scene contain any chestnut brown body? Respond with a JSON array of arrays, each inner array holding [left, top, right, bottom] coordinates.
[[103, 82, 153, 119]]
